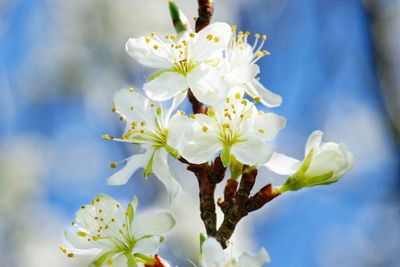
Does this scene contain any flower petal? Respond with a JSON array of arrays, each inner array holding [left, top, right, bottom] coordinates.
[[168, 113, 193, 152], [227, 64, 259, 85], [133, 236, 161, 255], [253, 112, 286, 141], [126, 37, 173, 68], [187, 64, 229, 105], [113, 89, 149, 122], [245, 79, 282, 108], [201, 238, 225, 267], [191, 22, 231, 62], [265, 152, 301, 175], [107, 148, 153, 185], [132, 212, 175, 238], [231, 137, 273, 165], [151, 149, 181, 199], [144, 71, 188, 102], [305, 130, 323, 155], [236, 248, 271, 267]]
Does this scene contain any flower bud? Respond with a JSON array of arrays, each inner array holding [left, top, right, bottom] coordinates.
[[278, 131, 353, 192]]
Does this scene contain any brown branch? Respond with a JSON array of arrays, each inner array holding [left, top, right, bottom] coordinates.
[[246, 184, 280, 213], [195, 0, 214, 32]]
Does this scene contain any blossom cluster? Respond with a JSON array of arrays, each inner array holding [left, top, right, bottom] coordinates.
[[61, 2, 353, 266]]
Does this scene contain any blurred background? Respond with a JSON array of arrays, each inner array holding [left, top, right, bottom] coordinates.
[[0, 0, 399, 266]]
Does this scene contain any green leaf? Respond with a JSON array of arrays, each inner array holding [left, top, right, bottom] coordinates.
[[144, 152, 155, 177], [221, 145, 231, 167], [134, 253, 155, 265], [169, 0, 190, 33]]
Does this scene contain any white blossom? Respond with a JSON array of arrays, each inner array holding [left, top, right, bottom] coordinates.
[[221, 26, 282, 108], [126, 22, 232, 105], [105, 88, 189, 199], [178, 92, 285, 167], [200, 237, 270, 267], [61, 194, 175, 267], [266, 130, 354, 191]]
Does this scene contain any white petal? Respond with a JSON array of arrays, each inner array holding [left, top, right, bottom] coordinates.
[[167, 113, 193, 151], [305, 130, 323, 155], [231, 137, 273, 165], [165, 91, 187, 121], [180, 115, 221, 164], [107, 148, 153, 185], [306, 148, 345, 177], [64, 230, 101, 250], [132, 212, 175, 238], [187, 64, 229, 105], [126, 37, 173, 68], [254, 112, 286, 141], [152, 149, 181, 199], [227, 64, 259, 85], [201, 238, 225, 267], [144, 71, 188, 102], [265, 152, 301, 175], [191, 22, 231, 62], [113, 89, 149, 122], [245, 79, 282, 108], [133, 236, 161, 254], [236, 248, 271, 267]]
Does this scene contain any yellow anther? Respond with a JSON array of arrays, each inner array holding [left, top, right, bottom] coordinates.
[[109, 162, 117, 169], [129, 87, 135, 92], [151, 32, 155, 37], [60, 245, 67, 254], [153, 45, 159, 50], [231, 25, 237, 32], [111, 107, 116, 112], [116, 204, 120, 208], [254, 97, 261, 103], [258, 129, 265, 134], [190, 32, 195, 38], [140, 130, 144, 134], [258, 111, 265, 115], [106, 259, 113, 265], [245, 31, 250, 36], [145, 37, 151, 43], [223, 123, 230, 128], [226, 97, 230, 103], [241, 99, 248, 105], [206, 34, 213, 41], [262, 50, 270, 55], [235, 92, 241, 99], [81, 205, 85, 209], [262, 35, 267, 40], [182, 40, 188, 46], [140, 121, 146, 126], [255, 33, 260, 39], [119, 116, 125, 121], [214, 36, 220, 43], [202, 126, 208, 132], [178, 110, 185, 115], [67, 253, 74, 258], [189, 114, 195, 119], [102, 134, 114, 140], [77, 231, 87, 237], [150, 103, 155, 107]]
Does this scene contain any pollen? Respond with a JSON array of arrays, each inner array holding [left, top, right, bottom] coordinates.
[[129, 87, 135, 92], [262, 35, 267, 40], [241, 99, 248, 105], [255, 33, 260, 39], [206, 34, 213, 41], [60, 245, 67, 254], [67, 253, 74, 258], [202, 126, 208, 132], [190, 32, 195, 38], [235, 92, 241, 99], [109, 162, 117, 168], [145, 37, 151, 43], [103, 134, 114, 140], [254, 97, 261, 103], [111, 106, 116, 112], [258, 129, 265, 134], [151, 32, 155, 37], [189, 114, 195, 119], [231, 25, 237, 32], [106, 259, 113, 265], [140, 121, 146, 126], [77, 231, 87, 237], [214, 36, 220, 43], [153, 45, 159, 50]]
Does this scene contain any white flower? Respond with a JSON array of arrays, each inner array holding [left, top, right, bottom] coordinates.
[[61, 194, 175, 267], [126, 22, 231, 105], [266, 130, 354, 191], [179, 93, 286, 167], [200, 237, 270, 267], [221, 26, 282, 108], [105, 88, 188, 199]]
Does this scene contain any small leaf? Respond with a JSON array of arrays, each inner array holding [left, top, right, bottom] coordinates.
[[169, 0, 190, 33], [221, 145, 231, 167], [199, 233, 207, 253], [230, 155, 243, 180]]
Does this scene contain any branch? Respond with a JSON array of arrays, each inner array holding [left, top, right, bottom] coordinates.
[[196, 0, 214, 32]]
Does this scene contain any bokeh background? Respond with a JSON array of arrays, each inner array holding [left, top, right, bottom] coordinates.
[[1, 0, 399, 266]]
